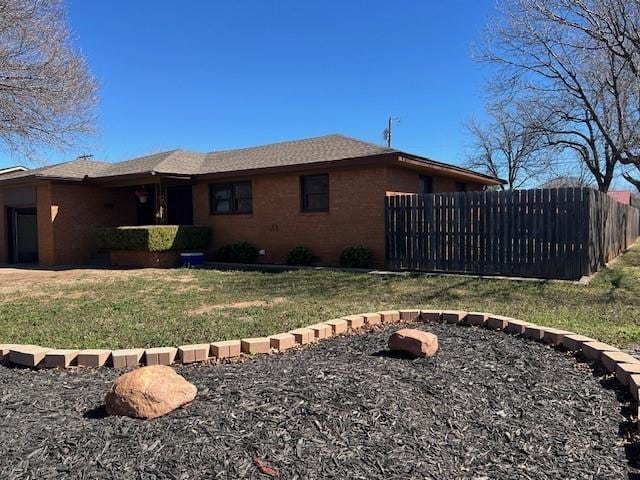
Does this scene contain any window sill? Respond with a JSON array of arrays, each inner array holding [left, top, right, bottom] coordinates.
[[209, 212, 253, 217], [300, 210, 330, 216]]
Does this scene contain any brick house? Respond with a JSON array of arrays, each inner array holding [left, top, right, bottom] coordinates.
[[0, 134, 501, 267]]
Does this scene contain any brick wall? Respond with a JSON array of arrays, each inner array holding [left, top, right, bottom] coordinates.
[[194, 165, 389, 267], [43, 183, 137, 265]]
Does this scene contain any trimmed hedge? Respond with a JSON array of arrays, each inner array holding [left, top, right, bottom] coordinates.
[[285, 246, 316, 266], [97, 225, 210, 252], [215, 241, 260, 264], [340, 245, 373, 268]]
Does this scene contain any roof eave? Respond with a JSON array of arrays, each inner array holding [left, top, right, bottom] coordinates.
[[395, 153, 505, 185]]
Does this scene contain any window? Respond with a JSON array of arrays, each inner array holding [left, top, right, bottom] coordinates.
[[210, 182, 252, 214], [419, 175, 433, 194], [301, 174, 329, 212], [456, 181, 467, 192]]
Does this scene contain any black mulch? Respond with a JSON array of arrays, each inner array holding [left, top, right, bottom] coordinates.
[[0, 323, 638, 479]]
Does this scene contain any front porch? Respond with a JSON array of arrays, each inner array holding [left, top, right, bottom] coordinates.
[[118, 181, 194, 226]]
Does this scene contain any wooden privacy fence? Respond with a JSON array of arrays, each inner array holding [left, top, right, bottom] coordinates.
[[385, 188, 640, 280]]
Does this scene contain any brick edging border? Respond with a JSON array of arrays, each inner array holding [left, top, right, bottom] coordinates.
[[2, 309, 639, 402]]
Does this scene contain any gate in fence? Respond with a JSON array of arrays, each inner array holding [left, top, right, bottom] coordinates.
[[385, 188, 640, 280]]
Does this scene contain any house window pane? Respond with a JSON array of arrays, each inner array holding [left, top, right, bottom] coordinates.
[[210, 182, 252, 214], [216, 199, 231, 213], [301, 174, 329, 212]]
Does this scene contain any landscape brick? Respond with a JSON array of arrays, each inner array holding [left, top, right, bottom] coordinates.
[[377, 310, 401, 323], [342, 315, 365, 329], [269, 333, 296, 351], [177, 344, 210, 364], [241, 337, 270, 354], [465, 312, 488, 327], [76, 349, 111, 367], [522, 325, 545, 340], [562, 334, 597, 352], [442, 311, 467, 324], [542, 328, 573, 346], [307, 323, 332, 339], [615, 362, 640, 386], [326, 318, 348, 334], [9, 345, 51, 368], [111, 348, 145, 368], [361, 313, 382, 326], [211, 340, 242, 359], [420, 310, 442, 323], [0, 344, 16, 359], [504, 319, 533, 335], [289, 328, 314, 345], [144, 347, 177, 366], [630, 374, 640, 401], [581, 341, 619, 362], [399, 309, 420, 321], [43, 349, 79, 369], [486, 315, 510, 330], [601, 351, 639, 374]]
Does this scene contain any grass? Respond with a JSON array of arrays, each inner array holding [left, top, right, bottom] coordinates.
[[1, 244, 640, 350]]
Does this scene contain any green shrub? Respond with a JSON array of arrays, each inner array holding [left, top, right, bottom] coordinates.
[[285, 246, 316, 266], [215, 241, 259, 264], [97, 225, 210, 252], [340, 245, 373, 268]]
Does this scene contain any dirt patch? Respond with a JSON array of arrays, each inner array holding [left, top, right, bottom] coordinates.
[[188, 297, 287, 315], [0, 267, 169, 295]]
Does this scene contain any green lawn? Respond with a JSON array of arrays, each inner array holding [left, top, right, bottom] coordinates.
[[1, 244, 639, 350]]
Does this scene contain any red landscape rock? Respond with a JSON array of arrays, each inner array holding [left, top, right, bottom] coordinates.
[[105, 365, 197, 419], [388, 328, 439, 358]]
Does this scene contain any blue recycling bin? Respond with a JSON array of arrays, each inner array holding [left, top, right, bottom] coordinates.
[[180, 252, 204, 268]]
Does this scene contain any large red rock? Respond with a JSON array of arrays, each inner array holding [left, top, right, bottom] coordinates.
[[105, 365, 197, 419], [388, 328, 439, 358]]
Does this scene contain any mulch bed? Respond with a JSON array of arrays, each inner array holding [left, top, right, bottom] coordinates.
[[0, 323, 637, 479]]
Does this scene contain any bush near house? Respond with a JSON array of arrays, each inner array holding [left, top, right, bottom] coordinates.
[[286, 246, 316, 266], [215, 241, 260, 263], [340, 245, 373, 268], [97, 225, 210, 252]]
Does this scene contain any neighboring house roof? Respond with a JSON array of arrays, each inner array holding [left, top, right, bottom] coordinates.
[[538, 176, 591, 189], [0, 134, 502, 185], [0, 166, 28, 176], [0, 158, 110, 181], [608, 190, 632, 205]]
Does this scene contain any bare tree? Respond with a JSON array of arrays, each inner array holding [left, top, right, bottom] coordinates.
[[529, 0, 640, 76], [466, 103, 550, 190], [481, 0, 640, 191], [0, 0, 97, 159]]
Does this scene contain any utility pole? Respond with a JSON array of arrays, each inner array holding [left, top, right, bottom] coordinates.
[[383, 116, 400, 148]]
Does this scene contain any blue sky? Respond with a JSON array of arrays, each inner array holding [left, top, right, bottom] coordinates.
[[4, 1, 497, 167]]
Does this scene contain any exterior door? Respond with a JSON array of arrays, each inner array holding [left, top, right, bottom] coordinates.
[[167, 186, 193, 225], [9, 208, 38, 263]]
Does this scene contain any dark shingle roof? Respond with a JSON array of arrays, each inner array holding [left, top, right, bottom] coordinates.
[[201, 134, 394, 174], [94, 149, 204, 178], [0, 134, 501, 184]]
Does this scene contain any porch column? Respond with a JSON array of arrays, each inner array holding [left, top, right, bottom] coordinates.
[[155, 182, 167, 224]]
